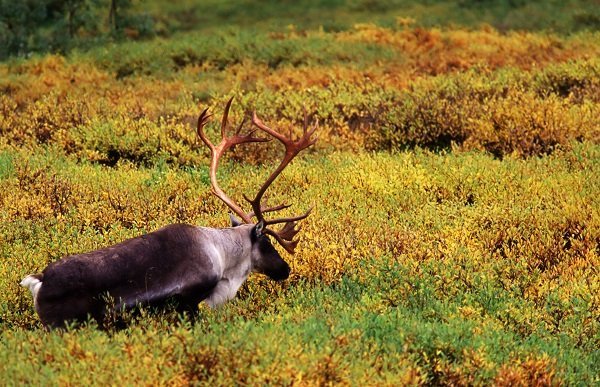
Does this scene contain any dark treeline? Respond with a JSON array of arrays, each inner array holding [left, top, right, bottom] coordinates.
[[0, 0, 154, 59]]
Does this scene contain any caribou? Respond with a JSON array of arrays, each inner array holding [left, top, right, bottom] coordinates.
[[20, 98, 317, 329]]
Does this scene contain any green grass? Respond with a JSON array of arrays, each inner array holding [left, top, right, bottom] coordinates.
[[143, 0, 600, 34]]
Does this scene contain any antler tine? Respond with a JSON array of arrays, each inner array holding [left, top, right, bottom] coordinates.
[[251, 111, 318, 150], [200, 100, 317, 254], [220, 97, 233, 138], [248, 112, 317, 213], [197, 98, 270, 224], [243, 111, 318, 253], [263, 206, 312, 226], [265, 229, 299, 254], [301, 106, 320, 139], [303, 105, 308, 133], [197, 108, 214, 150], [276, 221, 301, 241], [245, 203, 292, 219], [234, 115, 248, 135]]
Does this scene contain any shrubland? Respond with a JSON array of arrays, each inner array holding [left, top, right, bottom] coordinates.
[[1, 2, 599, 385], [2, 0, 599, 59]]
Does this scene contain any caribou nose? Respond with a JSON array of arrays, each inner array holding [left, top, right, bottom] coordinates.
[[273, 262, 290, 281]]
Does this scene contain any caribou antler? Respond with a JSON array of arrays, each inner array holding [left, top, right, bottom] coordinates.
[[197, 97, 269, 224], [197, 99, 317, 253], [245, 109, 318, 253]]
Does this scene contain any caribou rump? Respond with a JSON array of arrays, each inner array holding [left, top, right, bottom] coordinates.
[[20, 98, 317, 329]]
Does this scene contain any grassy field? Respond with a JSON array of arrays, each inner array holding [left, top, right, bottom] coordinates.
[[1, 1, 599, 385]]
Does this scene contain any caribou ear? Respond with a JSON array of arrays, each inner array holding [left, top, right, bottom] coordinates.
[[252, 220, 265, 241], [230, 214, 243, 227]]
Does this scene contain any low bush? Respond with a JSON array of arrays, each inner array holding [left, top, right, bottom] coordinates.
[[1, 144, 598, 383], [1, 21, 598, 384]]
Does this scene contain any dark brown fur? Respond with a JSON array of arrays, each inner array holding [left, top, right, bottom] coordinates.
[[35, 224, 220, 328]]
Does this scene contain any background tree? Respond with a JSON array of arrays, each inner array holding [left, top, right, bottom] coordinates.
[[0, 0, 152, 60]]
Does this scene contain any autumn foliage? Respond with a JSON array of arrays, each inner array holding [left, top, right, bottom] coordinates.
[[0, 10, 598, 385]]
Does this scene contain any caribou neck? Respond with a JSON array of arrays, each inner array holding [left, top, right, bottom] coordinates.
[[201, 224, 254, 274], [198, 224, 255, 308]]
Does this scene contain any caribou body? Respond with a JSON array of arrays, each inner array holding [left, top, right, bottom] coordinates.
[[21, 222, 288, 329], [21, 99, 316, 329]]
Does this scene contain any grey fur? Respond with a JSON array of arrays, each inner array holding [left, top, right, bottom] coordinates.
[[21, 222, 290, 329]]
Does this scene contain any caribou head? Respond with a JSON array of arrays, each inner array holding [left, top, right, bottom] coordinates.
[[20, 98, 317, 329]]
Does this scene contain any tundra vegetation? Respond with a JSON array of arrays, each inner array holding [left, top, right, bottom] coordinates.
[[1, 0, 599, 385]]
